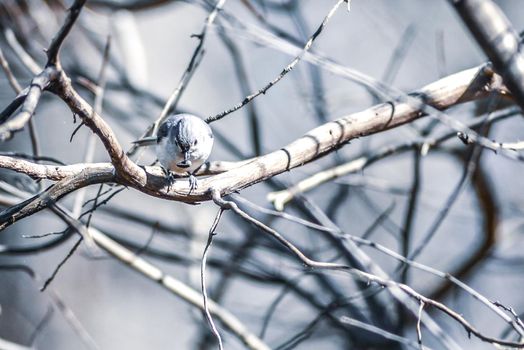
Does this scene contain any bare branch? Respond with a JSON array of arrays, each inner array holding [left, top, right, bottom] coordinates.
[[90, 222, 271, 350], [451, 0, 524, 110], [0, 166, 115, 230], [0, 156, 113, 181], [340, 316, 429, 350], [206, 0, 345, 123], [0, 68, 55, 141], [211, 189, 524, 348], [0, 45, 23, 93], [201, 208, 225, 350], [0, 65, 514, 224], [3, 28, 41, 75], [46, 0, 88, 66], [267, 106, 520, 210]]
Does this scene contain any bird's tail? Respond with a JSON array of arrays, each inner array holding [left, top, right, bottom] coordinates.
[[132, 136, 157, 147]]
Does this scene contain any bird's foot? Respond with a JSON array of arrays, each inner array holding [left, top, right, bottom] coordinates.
[[161, 167, 176, 192], [188, 173, 198, 194]]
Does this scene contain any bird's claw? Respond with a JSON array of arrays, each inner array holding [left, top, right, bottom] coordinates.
[[162, 167, 176, 192], [188, 174, 198, 194]]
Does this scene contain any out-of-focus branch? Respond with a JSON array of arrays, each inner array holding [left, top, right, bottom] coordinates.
[[210, 190, 524, 348], [3, 28, 41, 75], [451, 0, 524, 110], [90, 222, 271, 350], [0, 68, 55, 141], [428, 149, 498, 300], [0, 46, 23, 93], [0, 337, 35, 350], [88, 0, 180, 11]]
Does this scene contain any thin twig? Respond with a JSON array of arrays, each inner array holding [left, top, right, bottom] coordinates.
[[340, 316, 431, 350], [72, 35, 112, 218], [211, 189, 524, 348], [128, 0, 227, 158], [201, 208, 225, 350], [40, 236, 82, 291], [46, 0, 88, 66], [206, 0, 345, 123], [417, 302, 425, 349]]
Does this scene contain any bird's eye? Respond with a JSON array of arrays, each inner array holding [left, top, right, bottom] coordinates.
[[193, 140, 198, 146]]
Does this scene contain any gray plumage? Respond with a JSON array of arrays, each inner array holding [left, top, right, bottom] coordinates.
[[155, 113, 213, 190]]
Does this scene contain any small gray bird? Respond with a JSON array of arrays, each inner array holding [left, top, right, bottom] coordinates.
[[134, 113, 213, 192]]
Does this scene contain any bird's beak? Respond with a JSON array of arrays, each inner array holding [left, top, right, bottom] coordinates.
[[177, 152, 192, 168]]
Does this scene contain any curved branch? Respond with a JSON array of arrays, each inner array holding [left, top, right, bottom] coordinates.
[[50, 69, 145, 185], [0, 68, 55, 141]]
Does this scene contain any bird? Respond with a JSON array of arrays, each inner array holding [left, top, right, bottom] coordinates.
[[134, 113, 214, 192]]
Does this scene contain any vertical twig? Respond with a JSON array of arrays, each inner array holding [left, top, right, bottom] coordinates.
[[400, 147, 422, 283], [417, 301, 425, 349], [201, 208, 225, 350], [72, 36, 112, 218], [128, 0, 227, 157]]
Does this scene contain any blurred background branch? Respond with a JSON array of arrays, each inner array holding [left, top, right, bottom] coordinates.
[[1, 1, 524, 349]]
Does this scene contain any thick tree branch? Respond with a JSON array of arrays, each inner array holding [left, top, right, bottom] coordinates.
[[267, 106, 520, 210], [0, 64, 511, 224], [451, 0, 524, 110], [50, 69, 145, 185]]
